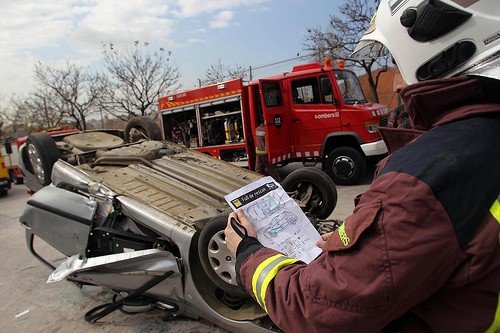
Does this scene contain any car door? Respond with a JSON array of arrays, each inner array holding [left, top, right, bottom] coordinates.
[[258, 79, 292, 165], [289, 74, 340, 158]]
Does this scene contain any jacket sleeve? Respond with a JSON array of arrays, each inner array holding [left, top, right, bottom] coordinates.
[[237, 172, 464, 333]]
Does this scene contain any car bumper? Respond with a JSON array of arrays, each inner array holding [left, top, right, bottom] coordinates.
[[360, 139, 387, 157]]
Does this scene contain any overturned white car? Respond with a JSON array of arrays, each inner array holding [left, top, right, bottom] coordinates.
[[19, 117, 338, 332]]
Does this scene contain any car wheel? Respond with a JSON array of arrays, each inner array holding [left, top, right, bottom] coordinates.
[[282, 167, 337, 219], [324, 146, 366, 185], [25, 133, 61, 187], [198, 213, 248, 297], [124, 116, 162, 143]]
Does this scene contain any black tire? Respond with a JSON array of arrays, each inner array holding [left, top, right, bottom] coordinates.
[[9, 169, 23, 185], [8, 169, 15, 183], [324, 146, 366, 185], [282, 168, 337, 219], [0, 189, 7, 197], [25, 133, 61, 187], [124, 116, 162, 143], [198, 213, 248, 297]]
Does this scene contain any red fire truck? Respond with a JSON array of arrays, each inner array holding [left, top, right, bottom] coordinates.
[[158, 59, 389, 185]]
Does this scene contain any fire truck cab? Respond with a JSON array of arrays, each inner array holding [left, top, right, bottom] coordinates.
[[159, 60, 389, 185]]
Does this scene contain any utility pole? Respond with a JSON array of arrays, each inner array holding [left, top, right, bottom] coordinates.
[[100, 107, 104, 129]]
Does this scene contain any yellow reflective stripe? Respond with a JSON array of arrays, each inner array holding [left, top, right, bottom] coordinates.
[[259, 257, 298, 312], [486, 197, 500, 332], [486, 293, 500, 333], [252, 254, 283, 309], [255, 148, 267, 154], [251, 253, 298, 311], [490, 197, 500, 223]]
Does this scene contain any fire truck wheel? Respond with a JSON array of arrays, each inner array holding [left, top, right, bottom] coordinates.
[[283, 168, 337, 219], [198, 213, 249, 297], [25, 133, 61, 187], [324, 147, 366, 185], [124, 116, 162, 143]]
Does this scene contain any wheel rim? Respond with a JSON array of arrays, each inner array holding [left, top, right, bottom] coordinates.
[[207, 230, 238, 286], [332, 156, 356, 179], [129, 127, 146, 142], [291, 182, 323, 213], [27, 144, 46, 183]]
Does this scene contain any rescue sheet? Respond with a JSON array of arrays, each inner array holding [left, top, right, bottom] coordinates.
[[225, 176, 322, 263]]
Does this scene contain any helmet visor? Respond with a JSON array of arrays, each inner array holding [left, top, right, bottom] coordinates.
[[462, 51, 500, 80], [351, 40, 389, 60]]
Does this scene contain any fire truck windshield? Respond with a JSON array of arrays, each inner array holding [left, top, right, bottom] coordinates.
[[333, 70, 367, 105]]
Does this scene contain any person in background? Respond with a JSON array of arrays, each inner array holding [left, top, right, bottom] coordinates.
[[387, 66, 410, 128], [254, 115, 280, 182], [171, 122, 183, 144], [225, 0, 500, 332]]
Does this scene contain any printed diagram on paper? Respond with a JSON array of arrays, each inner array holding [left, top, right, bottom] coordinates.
[[225, 176, 322, 263]]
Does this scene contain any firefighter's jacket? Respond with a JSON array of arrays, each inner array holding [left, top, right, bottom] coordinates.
[[236, 76, 500, 332]]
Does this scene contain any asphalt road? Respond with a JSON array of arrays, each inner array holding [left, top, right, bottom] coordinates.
[[0, 169, 370, 333]]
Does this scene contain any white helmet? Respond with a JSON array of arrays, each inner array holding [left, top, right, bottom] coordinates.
[[352, 0, 500, 84]]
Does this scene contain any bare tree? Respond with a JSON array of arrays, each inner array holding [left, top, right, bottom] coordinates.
[[303, 0, 388, 102], [23, 88, 69, 129], [35, 62, 100, 130], [98, 42, 181, 120], [0, 96, 34, 137], [204, 59, 248, 85], [0, 104, 7, 137]]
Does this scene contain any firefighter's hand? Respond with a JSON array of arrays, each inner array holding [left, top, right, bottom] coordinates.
[[224, 210, 257, 256], [316, 232, 334, 249]]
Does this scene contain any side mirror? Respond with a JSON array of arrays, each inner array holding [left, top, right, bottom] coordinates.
[[3, 140, 12, 155]]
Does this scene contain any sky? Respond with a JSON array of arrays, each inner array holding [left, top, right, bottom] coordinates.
[[0, 0, 340, 101]]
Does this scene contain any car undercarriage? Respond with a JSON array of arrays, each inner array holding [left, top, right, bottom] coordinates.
[[18, 119, 339, 332]]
